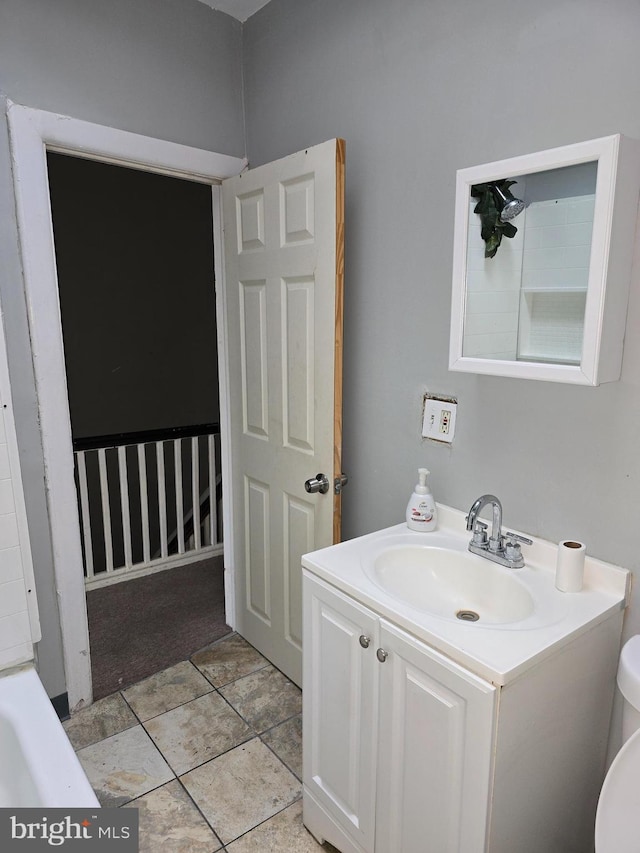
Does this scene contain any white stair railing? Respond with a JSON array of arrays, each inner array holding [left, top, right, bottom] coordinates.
[[73, 424, 222, 589]]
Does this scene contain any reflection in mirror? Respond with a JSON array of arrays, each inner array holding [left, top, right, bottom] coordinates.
[[451, 135, 640, 385], [463, 163, 597, 366]]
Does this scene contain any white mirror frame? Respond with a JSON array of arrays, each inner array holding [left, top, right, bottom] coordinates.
[[449, 135, 640, 385]]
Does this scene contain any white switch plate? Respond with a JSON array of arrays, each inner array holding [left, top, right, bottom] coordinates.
[[422, 396, 457, 443]]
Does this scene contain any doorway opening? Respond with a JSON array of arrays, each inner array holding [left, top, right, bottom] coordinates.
[[46, 153, 230, 697], [7, 103, 245, 710]]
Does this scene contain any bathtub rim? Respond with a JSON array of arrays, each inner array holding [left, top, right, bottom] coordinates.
[[0, 664, 99, 807]]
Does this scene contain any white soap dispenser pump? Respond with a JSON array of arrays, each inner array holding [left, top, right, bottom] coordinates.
[[406, 468, 437, 532]]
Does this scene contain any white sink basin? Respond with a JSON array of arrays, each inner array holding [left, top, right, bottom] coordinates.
[[366, 544, 535, 624], [303, 510, 629, 684]]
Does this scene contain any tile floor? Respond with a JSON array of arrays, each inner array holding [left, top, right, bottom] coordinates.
[[63, 632, 338, 852]]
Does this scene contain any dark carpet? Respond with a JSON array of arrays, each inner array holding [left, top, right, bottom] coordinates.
[[87, 556, 231, 700]]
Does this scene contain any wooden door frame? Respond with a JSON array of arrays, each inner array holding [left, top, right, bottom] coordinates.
[[6, 101, 245, 711]]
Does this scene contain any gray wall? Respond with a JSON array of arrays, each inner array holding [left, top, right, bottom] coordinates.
[[243, 0, 640, 651], [3, 0, 640, 731], [0, 0, 244, 697]]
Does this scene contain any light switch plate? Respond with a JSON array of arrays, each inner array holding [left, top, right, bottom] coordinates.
[[422, 395, 457, 443]]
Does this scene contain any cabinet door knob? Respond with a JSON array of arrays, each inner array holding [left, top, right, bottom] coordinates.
[[376, 648, 388, 663], [359, 635, 371, 649]]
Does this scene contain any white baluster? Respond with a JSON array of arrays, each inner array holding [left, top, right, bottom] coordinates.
[[157, 441, 168, 558], [98, 448, 113, 573], [76, 450, 94, 578], [192, 436, 201, 550], [118, 446, 133, 569], [208, 433, 217, 546], [174, 438, 185, 554], [138, 443, 151, 565]]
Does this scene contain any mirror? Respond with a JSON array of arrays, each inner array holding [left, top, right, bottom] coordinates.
[[449, 135, 640, 385]]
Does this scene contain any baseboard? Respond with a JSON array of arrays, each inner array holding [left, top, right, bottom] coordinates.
[[50, 691, 70, 720]]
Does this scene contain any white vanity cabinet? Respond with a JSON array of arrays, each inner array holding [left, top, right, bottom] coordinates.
[[302, 572, 496, 853], [302, 564, 625, 853]]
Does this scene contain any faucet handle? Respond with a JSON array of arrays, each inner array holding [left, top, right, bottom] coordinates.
[[504, 531, 532, 565], [505, 531, 533, 546], [470, 520, 488, 546]]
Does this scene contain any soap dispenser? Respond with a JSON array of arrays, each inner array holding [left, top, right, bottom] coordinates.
[[406, 468, 437, 532]]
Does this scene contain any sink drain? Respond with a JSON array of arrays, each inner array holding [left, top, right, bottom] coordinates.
[[456, 609, 480, 622]]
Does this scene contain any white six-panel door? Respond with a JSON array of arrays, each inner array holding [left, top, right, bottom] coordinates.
[[222, 139, 345, 684]]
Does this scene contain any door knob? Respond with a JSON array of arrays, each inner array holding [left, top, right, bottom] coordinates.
[[304, 473, 330, 494]]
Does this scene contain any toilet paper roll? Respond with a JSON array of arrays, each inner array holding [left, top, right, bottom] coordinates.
[[555, 540, 586, 592]]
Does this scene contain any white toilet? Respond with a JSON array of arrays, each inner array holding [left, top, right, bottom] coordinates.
[[595, 635, 640, 852]]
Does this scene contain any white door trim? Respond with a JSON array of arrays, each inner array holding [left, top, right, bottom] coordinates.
[[212, 184, 236, 626], [6, 101, 245, 711]]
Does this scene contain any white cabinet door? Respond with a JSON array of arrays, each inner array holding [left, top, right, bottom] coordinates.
[[303, 573, 498, 853], [303, 572, 379, 851], [375, 620, 496, 853]]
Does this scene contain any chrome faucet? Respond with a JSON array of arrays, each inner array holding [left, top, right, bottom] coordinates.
[[465, 494, 531, 569]]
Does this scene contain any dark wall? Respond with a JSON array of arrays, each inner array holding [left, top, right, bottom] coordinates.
[[47, 153, 219, 440]]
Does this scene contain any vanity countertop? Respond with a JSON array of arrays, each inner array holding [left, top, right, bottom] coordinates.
[[302, 504, 630, 685]]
